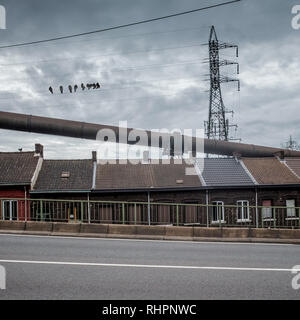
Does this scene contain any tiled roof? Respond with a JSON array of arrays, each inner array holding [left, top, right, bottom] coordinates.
[[284, 158, 300, 179], [200, 158, 255, 186], [0, 152, 39, 185], [33, 160, 93, 191], [95, 159, 201, 190], [242, 157, 300, 185]]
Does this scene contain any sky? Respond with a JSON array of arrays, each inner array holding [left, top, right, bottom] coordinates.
[[0, 0, 299, 159]]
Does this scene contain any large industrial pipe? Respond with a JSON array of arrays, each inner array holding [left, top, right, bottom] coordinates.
[[0, 111, 300, 157]]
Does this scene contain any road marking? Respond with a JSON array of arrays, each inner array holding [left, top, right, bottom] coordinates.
[[0, 233, 295, 247], [0, 259, 299, 272]]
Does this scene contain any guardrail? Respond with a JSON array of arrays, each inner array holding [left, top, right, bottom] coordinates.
[[0, 198, 300, 229]]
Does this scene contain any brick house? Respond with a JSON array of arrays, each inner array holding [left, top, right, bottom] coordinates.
[[1, 143, 299, 227], [0, 144, 43, 221], [90, 156, 300, 226], [30, 152, 96, 222]]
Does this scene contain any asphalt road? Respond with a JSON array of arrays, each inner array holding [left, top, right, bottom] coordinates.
[[0, 234, 300, 300]]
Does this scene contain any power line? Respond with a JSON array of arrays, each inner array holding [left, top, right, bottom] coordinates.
[[0, 89, 207, 109], [0, 42, 206, 67], [0, 0, 241, 49], [0, 59, 205, 95], [0, 26, 210, 50], [0, 74, 209, 101]]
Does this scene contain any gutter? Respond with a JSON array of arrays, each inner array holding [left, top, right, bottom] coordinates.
[[91, 183, 300, 193], [30, 190, 91, 194]]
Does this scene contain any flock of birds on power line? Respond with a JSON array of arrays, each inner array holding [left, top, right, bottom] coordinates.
[[48, 82, 101, 94]]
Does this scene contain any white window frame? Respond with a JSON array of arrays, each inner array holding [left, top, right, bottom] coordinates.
[[262, 200, 273, 220], [211, 201, 225, 223], [286, 199, 296, 218], [2, 200, 18, 221], [236, 200, 250, 222]]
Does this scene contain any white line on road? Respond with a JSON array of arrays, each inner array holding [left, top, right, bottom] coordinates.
[[0, 233, 295, 246], [0, 259, 299, 272]]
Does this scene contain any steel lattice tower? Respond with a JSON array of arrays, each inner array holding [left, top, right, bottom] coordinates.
[[204, 26, 240, 141]]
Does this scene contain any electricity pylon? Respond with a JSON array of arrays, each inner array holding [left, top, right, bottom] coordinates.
[[204, 25, 240, 141]]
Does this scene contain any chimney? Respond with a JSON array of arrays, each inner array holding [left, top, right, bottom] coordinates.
[[233, 152, 242, 161], [274, 151, 284, 160], [35, 144, 43, 158], [92, 151, 97, 162]]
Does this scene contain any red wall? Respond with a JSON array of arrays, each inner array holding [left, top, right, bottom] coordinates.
[[0, 187, 30, 221]]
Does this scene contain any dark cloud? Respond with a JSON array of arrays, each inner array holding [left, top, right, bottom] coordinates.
[[0, 0, 299, 158]]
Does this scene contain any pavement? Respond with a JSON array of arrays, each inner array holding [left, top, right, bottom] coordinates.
[[0, 233, 300, 300]]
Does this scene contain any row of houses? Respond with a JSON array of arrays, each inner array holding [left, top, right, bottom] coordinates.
[[1, 144, 300, 226]]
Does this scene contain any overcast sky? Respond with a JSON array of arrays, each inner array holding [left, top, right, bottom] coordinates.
[[0, 0, 299, 159]]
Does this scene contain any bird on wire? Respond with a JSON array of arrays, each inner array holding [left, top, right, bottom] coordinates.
[[49, 86, 53, 94], [74, 84, 78, 93], [68, 85, 73, 93], [81, 83, 85, 91], [59, 86, 63, 94]]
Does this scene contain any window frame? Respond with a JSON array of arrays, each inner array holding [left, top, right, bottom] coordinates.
[[236, 200, 250, 222], [2, 200, 18, 221], [262, 200, 273, 220], [211, 201, 225, 224], [286, 199, 296, 218]]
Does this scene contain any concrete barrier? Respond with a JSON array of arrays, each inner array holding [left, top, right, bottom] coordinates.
[[165, 226, 193, 237], [52, 222, 81, 233], [80, 223, 109, 234], [0, 220, 25, 230], [26, 221, 53, 232], [222, 228, 250, 238], [249, 228, 280, 239], [193, 227, 222, 238], [279, 229, 300, 239], [1, 220, 300, 243], [136, 225, 166, 236], [108, 224, 137, 235]]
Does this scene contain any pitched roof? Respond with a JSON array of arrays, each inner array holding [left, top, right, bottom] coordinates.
[[95, 159, 201, 190], [242, 157, 300, 185], [200, 158, 255, 186], [33, 159, 93, 191], [0, 152, 39, 185], [284, 158, 300, 179]]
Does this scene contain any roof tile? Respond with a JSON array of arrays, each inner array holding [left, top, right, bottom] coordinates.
[[242, 157, 300, 185], [201, 158, 254, 186], [34, 160, 93, 191], [0, 152, 39, 185]]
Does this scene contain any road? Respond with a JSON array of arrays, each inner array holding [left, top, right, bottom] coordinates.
[[0, 234, 299, 300]]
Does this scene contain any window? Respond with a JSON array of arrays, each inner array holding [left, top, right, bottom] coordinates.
[[2, 200, 18, 221], [237, 200, 250, 222], [286, 199, 296, 217], [212, 201, 224, 223], [262, 200, 273, 219]]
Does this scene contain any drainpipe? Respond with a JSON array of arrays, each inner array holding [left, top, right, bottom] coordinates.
[[147, 191, 151, 226], [255, 187, 258, 228], [88, 193, 91, 224], [206, 189, 209, 228], [24, 187, 27, 223]]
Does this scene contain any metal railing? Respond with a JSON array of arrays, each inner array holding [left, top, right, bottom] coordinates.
[[0, 198, 300, 229]]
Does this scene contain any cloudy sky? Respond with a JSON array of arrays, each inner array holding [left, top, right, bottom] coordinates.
[[0, 0, 299, 159]]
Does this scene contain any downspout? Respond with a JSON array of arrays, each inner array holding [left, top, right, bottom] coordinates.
[[88, 193, 91, 224], [90, 151, 97, 225], [255, 187, 258, 228], [147, 191, 151, 226], [206, 189, 209, 228], [24, 186, 27, 222]]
